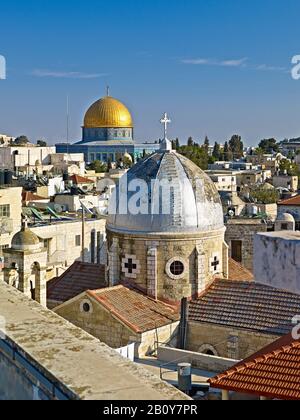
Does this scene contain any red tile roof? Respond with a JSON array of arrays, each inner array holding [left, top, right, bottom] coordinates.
[[209, 333, 300, 400], [47, 261, 107, 304], [22, 191, 46, 202], [88, 285, 179, 333], [70, 174, 94, 184], [188, 280, 300, 335], [221, 259, 254, 282], [278, 195, 300, 206]]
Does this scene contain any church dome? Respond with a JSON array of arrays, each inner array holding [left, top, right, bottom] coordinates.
[[12, 228, 41, 251], [84, 96, 133, 128], [108, 151, 224, 234]]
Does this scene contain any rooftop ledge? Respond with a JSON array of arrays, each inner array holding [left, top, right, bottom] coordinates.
[[0, 281, 188, 401]]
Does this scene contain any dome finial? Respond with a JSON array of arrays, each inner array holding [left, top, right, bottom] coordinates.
[[106, 85, 110, 97], [160, 112, 172, 152]]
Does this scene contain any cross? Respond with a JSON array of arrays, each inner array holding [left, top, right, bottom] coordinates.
[[160, 112, 171, 140], [125, 258, 137, 274], [211, 256, 220, 272]]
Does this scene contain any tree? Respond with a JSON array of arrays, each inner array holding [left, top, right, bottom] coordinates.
[[229, 134, 244, 159], [251, 185, 280, 204], [223, 141, 233, 161], [175, 138, 180, 150], [187, 137, 194, 147], [37, 140, 47, 147], [14, 135, 29, 146], [279, 159, 300, 177], [204, 136, 210, 152], [258, 138, 279, 154], [89, 160, 107, 173], [212, 142, 221, 160]]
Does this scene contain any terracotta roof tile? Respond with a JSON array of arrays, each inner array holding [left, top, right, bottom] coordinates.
[[209, 333, 300, 400], [22, 191, 46, 202], [188, 280, 300, 335], [70, 174, 94, 184], [218, 259, 254, 282], [88, 286, 179, 333], [278, 195, 300, 206], [47, 261, 107, 303]]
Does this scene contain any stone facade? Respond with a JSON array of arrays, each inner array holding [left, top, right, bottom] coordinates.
[[254, 232, 300, 294], [31, 218, 107, 279], [106, 229, 228, 304], [3, 243, 48, 307], [54, 292, 179, 358], [0, 187, 22, 249], [225, 219, 269, 270], [186, 321, 279, 360]]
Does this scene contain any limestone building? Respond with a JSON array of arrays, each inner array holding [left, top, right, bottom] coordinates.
[[0, 187, 22, 263]]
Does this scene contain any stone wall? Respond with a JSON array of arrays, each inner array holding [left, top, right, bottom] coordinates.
[[0, 187, 22, 251], [107, 229, 227, 304], [157, 346, 237, 374], [0, 281, 188, 400], [225, 219, 269, 270], [54, 292, 179, 357], [254, 232, 300, 294], [186, 321, 279, 360]]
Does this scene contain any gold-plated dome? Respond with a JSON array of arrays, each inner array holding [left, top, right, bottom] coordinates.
[[84, 96, 133, 128]]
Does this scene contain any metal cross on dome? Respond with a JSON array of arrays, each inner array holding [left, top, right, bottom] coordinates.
[[160, 112, 171, 140]]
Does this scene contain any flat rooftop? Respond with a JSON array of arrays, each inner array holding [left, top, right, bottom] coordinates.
[[257, 231, 300, 241], [0, 281, 188, 400]]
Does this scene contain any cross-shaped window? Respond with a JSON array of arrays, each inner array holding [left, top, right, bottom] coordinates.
[[211, 256, 220, 272], [125, 259, 137, 274]]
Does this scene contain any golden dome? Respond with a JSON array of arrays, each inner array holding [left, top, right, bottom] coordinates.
[[84, 96, 133, 128]]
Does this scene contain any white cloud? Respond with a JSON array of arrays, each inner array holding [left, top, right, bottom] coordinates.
[[221, 58, 248, 67], [182, 57, 248, 67], [182, 57, 287, 73], [31, 69, 108, 79], [255, 64, 287, 72]]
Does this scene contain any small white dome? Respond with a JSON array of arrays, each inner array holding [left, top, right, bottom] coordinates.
[[276, 213, 295, 223]]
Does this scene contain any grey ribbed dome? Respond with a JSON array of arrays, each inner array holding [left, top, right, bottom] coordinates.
[[108, 151, 224, 234]]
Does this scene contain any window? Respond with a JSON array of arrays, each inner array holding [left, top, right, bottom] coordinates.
[[281, 223, 288, 230], [0, 204, 10, 218], [83, 302, 91, 313], [96, 153, 101, 161], [170, 261, 185, 276], [75, 235, 81, 247], [166, 258, 186, 280], [90, 153, 95, 162]]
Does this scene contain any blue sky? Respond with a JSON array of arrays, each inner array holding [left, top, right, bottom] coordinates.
[[0, 0, 300, 146]]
